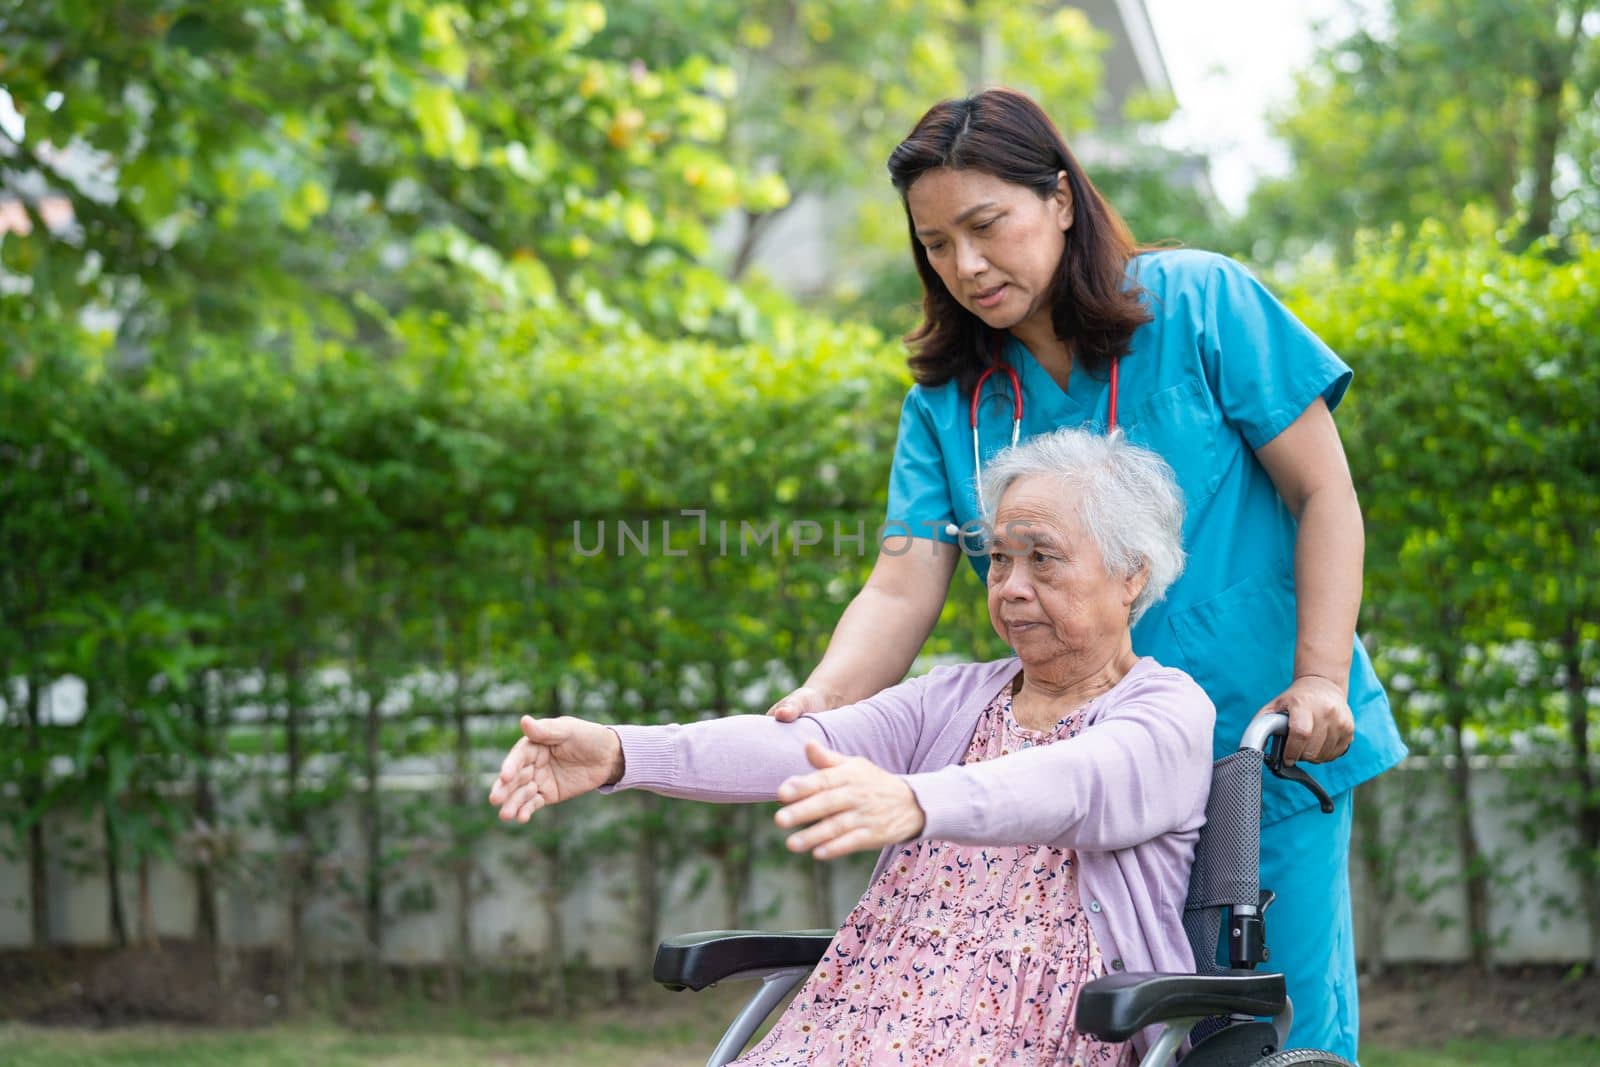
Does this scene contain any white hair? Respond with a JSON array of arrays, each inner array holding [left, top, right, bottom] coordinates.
[[979, 428, 1186, 624]]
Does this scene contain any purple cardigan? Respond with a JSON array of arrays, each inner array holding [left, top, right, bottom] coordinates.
[[608, 656, 1214, 1029]]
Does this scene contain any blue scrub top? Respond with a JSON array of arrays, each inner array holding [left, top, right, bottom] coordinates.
[[886, 249, 1407, 822]]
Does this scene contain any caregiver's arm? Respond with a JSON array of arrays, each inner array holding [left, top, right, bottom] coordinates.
[[1253, 397, 1362, 765], [768, 537, 960, 721]]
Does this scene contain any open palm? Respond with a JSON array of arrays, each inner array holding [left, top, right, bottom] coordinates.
[[489, 715, 622, 823]]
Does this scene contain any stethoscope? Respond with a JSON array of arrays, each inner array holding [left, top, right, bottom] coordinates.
[[943, 344, 1120, 539]]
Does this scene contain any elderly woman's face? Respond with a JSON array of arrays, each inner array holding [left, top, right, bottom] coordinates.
[[986, 475, 1142, 665]]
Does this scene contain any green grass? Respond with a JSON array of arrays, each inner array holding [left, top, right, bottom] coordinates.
[[0, 1017, 718, 1067], [1360, 1038, 1600, 1066], [0, 988, 745, 1067], [2, 1017, 1595, 1066]]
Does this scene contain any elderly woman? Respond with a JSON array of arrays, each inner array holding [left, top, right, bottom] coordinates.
[[489, 428, 1213, 1065]]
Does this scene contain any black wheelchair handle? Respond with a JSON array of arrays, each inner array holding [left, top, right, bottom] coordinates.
[[1241, 711, 1337, 814]]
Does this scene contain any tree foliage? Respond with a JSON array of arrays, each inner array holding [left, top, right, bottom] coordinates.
[[0, 0, 783, 358], [1244, 0, 1600, 261]]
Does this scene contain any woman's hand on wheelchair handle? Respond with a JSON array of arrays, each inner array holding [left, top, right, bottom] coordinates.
[[1256, 674, 1354, 765], [774, 741, 926, 860], [489, 715, 624, 823]]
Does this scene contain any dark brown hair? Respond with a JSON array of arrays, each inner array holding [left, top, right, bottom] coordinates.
[[886, 88, 1151, 393]]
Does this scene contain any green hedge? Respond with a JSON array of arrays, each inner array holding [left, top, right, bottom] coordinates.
[[1288, 221, 1600, 968]]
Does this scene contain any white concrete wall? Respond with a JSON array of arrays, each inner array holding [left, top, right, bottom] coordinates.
[[1350, 759, 1593, 966], [1, 761, 1591, 967]]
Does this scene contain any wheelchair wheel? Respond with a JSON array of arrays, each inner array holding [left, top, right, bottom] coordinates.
[[1257, 1051, 1356, 1066]]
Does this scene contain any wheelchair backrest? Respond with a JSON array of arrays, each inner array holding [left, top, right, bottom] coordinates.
[[1182, 749, 1265, 975]]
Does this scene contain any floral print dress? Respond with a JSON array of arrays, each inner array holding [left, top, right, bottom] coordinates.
[[732, 684, 1135, 1066]]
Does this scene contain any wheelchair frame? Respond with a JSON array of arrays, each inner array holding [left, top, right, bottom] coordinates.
[[652, 711, 1354, 1067]]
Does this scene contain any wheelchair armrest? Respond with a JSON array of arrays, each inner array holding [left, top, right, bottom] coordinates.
[[1074, 969, 1287, 1042], [653, 929, 835, 992]]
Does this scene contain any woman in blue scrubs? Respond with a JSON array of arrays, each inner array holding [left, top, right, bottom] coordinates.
[[767, 89, 1406, 1060]]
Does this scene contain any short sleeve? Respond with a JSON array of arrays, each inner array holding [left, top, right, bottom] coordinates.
[[884, 388, 958, 544], [1201, 257, 1353, 450]]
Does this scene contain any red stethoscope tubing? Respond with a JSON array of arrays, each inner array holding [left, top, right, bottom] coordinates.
[[969, 363, 1024, 475], [1109, 359, 1119, 429], [967, 352, 1121, 443], [951, 349, 1120, 538]]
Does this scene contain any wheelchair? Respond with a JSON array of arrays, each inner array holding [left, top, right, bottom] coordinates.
[[652, 711, 1357, 1067]]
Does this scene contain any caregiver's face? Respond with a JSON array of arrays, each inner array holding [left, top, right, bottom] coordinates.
[[986, 476, 1139, 665], [905, 167, 1072, 339]]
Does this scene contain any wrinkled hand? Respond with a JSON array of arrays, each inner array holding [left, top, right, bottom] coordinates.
[[766, 685, 839, 724], [774, 742, 925, 860], [489, 716, 623, 823], [1255, 675, 1354, 765]]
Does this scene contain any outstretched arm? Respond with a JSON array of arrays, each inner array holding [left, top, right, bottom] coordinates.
[[489, 714, 929, 859], [491, 666, 998, 851]]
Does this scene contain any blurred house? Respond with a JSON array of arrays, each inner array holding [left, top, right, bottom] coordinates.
[[1082, 0, 1172, 124]]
